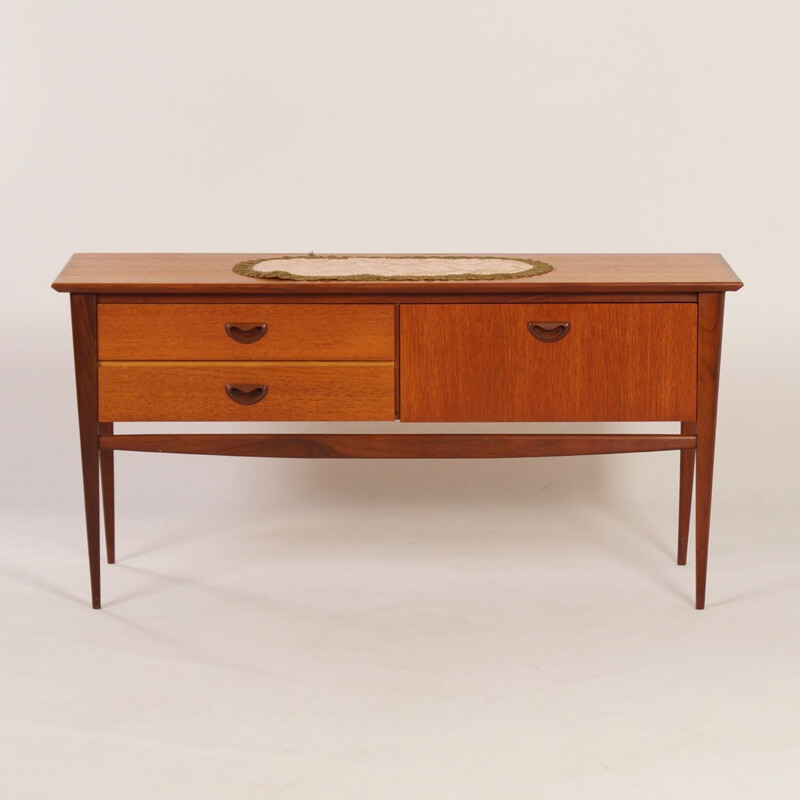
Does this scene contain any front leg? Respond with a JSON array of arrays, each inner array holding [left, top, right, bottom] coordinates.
[[695, 293, 725, 610], [71, 294, 101, 608]]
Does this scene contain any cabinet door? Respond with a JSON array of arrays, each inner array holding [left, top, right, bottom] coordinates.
[[400, 303, 697, 422]]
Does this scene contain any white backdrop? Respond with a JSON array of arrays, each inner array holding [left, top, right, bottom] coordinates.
[[3, 3, 800, 798], [1, 0, 796, 519]]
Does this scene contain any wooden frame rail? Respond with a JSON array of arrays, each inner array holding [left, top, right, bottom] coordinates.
[[99, 433, 696, 459]]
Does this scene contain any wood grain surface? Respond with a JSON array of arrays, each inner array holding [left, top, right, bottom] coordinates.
[[100, 432, 696, 459], [400, 303, 697, 421], [98, 303, 394, 361], [98, 421, 115, 564], [56, 254, 741, 609], [98, 362, 395, 421], [695, 293, 726, 609], [52, 253, 743, 294], [677, 420, 697, 565], [70, 294, 102, 608], [97, 292, 699, 305]]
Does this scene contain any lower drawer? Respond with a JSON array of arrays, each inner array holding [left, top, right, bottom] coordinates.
[[99, 363, 395, 421]]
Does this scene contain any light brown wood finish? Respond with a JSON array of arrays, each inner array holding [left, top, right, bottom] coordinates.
[[98, 303, 395, 361], [100, 433, 696, 458], [98, 362, 396, 421], [56, 254, 742, 610], [695, 293, 726, 609], [99, 422, 115, 564], [98, 292, 700, 305], [393, 304, 400, 418], [401, 304, 697, 422], [53, 253, 743, 294], [70, 294, 101, 609], [677, 421, 696, 565]]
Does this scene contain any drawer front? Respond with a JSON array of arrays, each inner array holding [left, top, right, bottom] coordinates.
[[400, 304, 697, 421], [99, 363, 395, 421], [98, 304, 395, 361]]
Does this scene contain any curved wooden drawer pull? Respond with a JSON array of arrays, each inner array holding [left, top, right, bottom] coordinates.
[[225, 323, 268, 344], [527, 321, 571, 343], [225, 384, 268, 405]]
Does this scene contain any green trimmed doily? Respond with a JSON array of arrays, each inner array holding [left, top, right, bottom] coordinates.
[[233, 254, 554, 282]]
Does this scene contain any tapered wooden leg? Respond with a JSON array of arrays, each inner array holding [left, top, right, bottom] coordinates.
[[677, 421, 696, 565], [71, 294, 101, 609], [695, 293, 725, 610], [99, 422, 115, 564]]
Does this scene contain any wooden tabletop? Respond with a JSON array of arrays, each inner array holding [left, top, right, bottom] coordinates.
[[52, 253, 743, 294]]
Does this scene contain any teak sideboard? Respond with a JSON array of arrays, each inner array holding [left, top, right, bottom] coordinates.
[[52, 253, 743, 610]]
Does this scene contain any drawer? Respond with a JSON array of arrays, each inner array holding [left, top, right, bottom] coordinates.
[[98, 304, 395, 361], [98, 362, 395, 421], [400, 303, 697, 421]]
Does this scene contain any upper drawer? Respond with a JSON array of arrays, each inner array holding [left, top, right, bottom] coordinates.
[[400, 303, 697, 422], [97, 303, 395, 361]]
